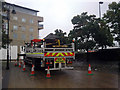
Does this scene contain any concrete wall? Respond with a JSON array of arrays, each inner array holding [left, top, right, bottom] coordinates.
[[76, 48, 120, 63], [0, 46, 17, 60]]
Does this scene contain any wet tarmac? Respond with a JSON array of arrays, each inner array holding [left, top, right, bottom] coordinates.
[[2, 62, 119, 88]]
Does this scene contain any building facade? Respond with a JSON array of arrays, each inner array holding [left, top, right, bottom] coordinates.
[[2, 2, 43, 59], [5, 2, 43, 46]]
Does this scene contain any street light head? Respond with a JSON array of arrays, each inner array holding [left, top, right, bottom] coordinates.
[[11, 4, 16, 14], [99, 1, 103, 4], [11, 9, 16, 14]]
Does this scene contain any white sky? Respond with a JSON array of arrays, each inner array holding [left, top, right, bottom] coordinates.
[[5, 0, 119, 38]]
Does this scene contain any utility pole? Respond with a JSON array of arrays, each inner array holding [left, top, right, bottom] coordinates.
[[3, 3, 16, 70], [99, 1, 103, 19], [6, 6, 10, 70]]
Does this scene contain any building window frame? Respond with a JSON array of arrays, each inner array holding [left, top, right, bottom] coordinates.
[[21, 26, 26, 31], [30, 35, 34, 40], [29, 27, 33, 32], [30, 19, 34, 24], [13, 25, 18, 30], [22, 18, 26, 22], [21, 34, 26, 40], [13, 16, 18, 20], [13, 33, 18, 39]]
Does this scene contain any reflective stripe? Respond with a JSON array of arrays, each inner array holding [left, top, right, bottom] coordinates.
[[46, 52, 50, 56], [26, 53, 43, 54], [63, 57, 65, 61], [69, 52, 73, 56], [62, 53, 67, 56], [56, 53, 64, 56], [61, 53, 64, 56], [70, 52, 73, 55], [52, 53, 56, 56], [48, 53, 52, 57], [64, 52, 68, 56], [53, 53, 58, 56], [44, 52, 74, 57], [56, 53, 60, 56]]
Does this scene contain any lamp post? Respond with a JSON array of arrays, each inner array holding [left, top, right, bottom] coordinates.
[[5, 3, 16, 70], [6, 6, 10, 70], [99, 1, 103, 19]]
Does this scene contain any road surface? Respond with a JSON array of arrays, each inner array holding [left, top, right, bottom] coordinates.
[[2, 61, 119, 88]]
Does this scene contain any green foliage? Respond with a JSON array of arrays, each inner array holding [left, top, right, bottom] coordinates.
[[70, 12, 113, 51], [2, 30, 7, 49], [2, 29, 12, 49], [103, 2, 120, 45], [94, 20, 113, 48], [70, 12, 98, 51], [54, 29, 68, 44], [2, 2, 12, 49]]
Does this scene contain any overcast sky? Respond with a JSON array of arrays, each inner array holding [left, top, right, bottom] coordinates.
[[5, 0, 119, 38]]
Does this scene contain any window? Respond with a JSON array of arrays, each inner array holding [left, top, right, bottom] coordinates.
[[30, 19, 34, 24], [13, 16, 18, 20], [21, 26, 25, 31], [4, 23, 8, 30], [3, 23, 8, 34], [22, 18, 26, 22], [29, 27, 33, 32], [13, 33, 17, 39], [21, 34, 26, 40], [13, 25, 18, 30], [30, 35, 33, 40]]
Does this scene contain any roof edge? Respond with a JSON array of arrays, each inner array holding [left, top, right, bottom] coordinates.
[[5, 2, 39, 12]]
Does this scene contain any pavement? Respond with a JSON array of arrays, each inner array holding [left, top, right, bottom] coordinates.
[[2, 61, 119, 89]]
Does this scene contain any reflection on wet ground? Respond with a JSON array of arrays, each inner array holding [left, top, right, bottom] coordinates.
[[2, 61, 119, 88]]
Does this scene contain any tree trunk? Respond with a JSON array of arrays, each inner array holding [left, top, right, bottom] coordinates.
[[86, 49, 89, 64], [105, 45, 107, 49], [102, 45, 104, 50]]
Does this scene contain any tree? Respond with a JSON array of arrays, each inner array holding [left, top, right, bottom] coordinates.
[[103, 2, 120, 46], [94, 19, 113, 49], [69, 12, 113, 52], [69, 12, 114, 63], [54, 29, 68, 44], [68, 29, 78, 50], [70, 12, 97, 52], [2, 2, 12, 49]]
